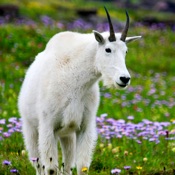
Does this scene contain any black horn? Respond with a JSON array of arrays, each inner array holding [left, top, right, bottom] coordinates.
[[120, 11, 130, 42], [104, 7, 116, 42]]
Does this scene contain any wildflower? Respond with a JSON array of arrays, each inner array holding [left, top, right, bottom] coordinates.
[[112, 147, 120, 154], [97, 114, 175, 145], [124, 151, 128, 156], [0, 119, 6, 124], [10, 169, 18, 173], [3, 132, 11, 138], [3, 160, 11, 165], [130, 152, 133, 156], [143, 157, 148, 162], [111, 168, 121, 174], [8, 117, 17, 124], [127, 116, 134, 120], [136, 140, 142, 144], [102, 148, 106, 153], [81, 167, 88, 172], [171, 119, 175, 123], [136, 166, 142, 170], [100, 113, 108, 118], [99, 143, 104, 148], [21, 150, 26, 156], [113, 147, 120, 153], [170, 129, 175, 134], [107, 143, 112, 150], [104, 92, 111, 98], [30, 157, 38, 162], [114, 154, 119, 159], [124, 166, 131, 170]]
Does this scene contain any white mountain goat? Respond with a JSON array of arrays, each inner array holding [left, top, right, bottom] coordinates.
[[18, 7, 141, 175]]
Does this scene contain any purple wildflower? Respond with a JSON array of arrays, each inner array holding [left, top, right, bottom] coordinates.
[[0, 119, 6, 124], [136, 140, 142, 144], [149, 138, 156, 142], [8, 117, 17, 124], [148, 88, 156, 95], [111, 168, 121, 174], [97, 115, 175, 143], [3, 160, 11, 165], [3, 132, 11, 138], [124, 166, 131, 170], [57, 22, 64, 29], [104, 92, 111, 98], [10, 169, 18, 173], [30, 157, 38, 162], [127, 116, 134, 120], [40, 15, 54, 26]]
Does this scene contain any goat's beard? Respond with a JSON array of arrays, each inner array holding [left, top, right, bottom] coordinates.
[[102, 75, 116, 88]]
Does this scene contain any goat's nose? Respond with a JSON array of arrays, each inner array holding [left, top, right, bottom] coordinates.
[[120, 76, 130, 84]]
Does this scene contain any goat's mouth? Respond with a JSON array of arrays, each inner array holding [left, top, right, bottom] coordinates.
[[116, 83, 127, 88]]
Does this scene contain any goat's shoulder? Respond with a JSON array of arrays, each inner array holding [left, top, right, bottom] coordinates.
[[45, 31, 93, 51], [53, 31, 92, 40]]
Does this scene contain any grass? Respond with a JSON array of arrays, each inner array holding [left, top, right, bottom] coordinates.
[[0, 0, 175, 175]]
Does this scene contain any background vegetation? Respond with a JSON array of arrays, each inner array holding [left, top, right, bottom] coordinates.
[[0, 0, 175, 174]]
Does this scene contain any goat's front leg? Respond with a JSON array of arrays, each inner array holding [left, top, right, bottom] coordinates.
[[76, 120, 97, 175], [38, 122, 59, 175], [60, 133, 76, 175], [22, 119, 44, 175]]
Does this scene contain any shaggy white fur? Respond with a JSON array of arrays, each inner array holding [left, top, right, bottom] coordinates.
[[18, 30, 141, 175]]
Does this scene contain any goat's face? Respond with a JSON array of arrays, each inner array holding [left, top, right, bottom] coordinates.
[[94, 32, 131, 89], [93, 7, 141, 89]]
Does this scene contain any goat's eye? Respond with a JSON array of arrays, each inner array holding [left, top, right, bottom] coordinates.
[[105, 48, 111, 53], [126, 51, 128, 54]]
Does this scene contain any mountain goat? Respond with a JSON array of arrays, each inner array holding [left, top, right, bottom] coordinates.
[[18, 7, 141, 175]]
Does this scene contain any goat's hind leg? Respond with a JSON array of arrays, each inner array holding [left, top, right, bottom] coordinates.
[[22, 119, 44, 175], [60, 133, 76, 175], [38, 122, 59, 175]]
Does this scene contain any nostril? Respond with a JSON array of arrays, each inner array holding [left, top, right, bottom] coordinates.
[[120, 77, 130, 84]]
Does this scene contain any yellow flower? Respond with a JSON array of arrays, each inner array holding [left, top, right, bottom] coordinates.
[[130, 152, 133, 156], [124, 150, 128, 156], [114, 154, 119, 158], [81, 167, 88, 172], [107, 143, 112, 150], [112, 146, 120, 154], [112, 148, 117, 154], [136, 166, 142, 170], [170, 129, 175, 134], [99, 143, 104, 148], [102, 148, 106, 152], [143, 157, 148, 162], [21, 150, 26, 156]]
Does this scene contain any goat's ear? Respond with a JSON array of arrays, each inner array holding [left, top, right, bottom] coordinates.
[[125, 36, 142, 43], [93, 30, 105, 44]]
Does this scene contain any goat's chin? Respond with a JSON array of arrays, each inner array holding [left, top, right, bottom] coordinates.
[[102, 78, 116, 88], [116, 84, 128, 90], [103, 81, 129, 90], [102, 77, 129, 89]]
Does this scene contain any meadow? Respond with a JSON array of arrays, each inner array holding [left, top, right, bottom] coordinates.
[[0, 0, 175, 174]]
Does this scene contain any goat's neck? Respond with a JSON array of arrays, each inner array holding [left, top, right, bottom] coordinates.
[[70, 41, 101, 92]]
